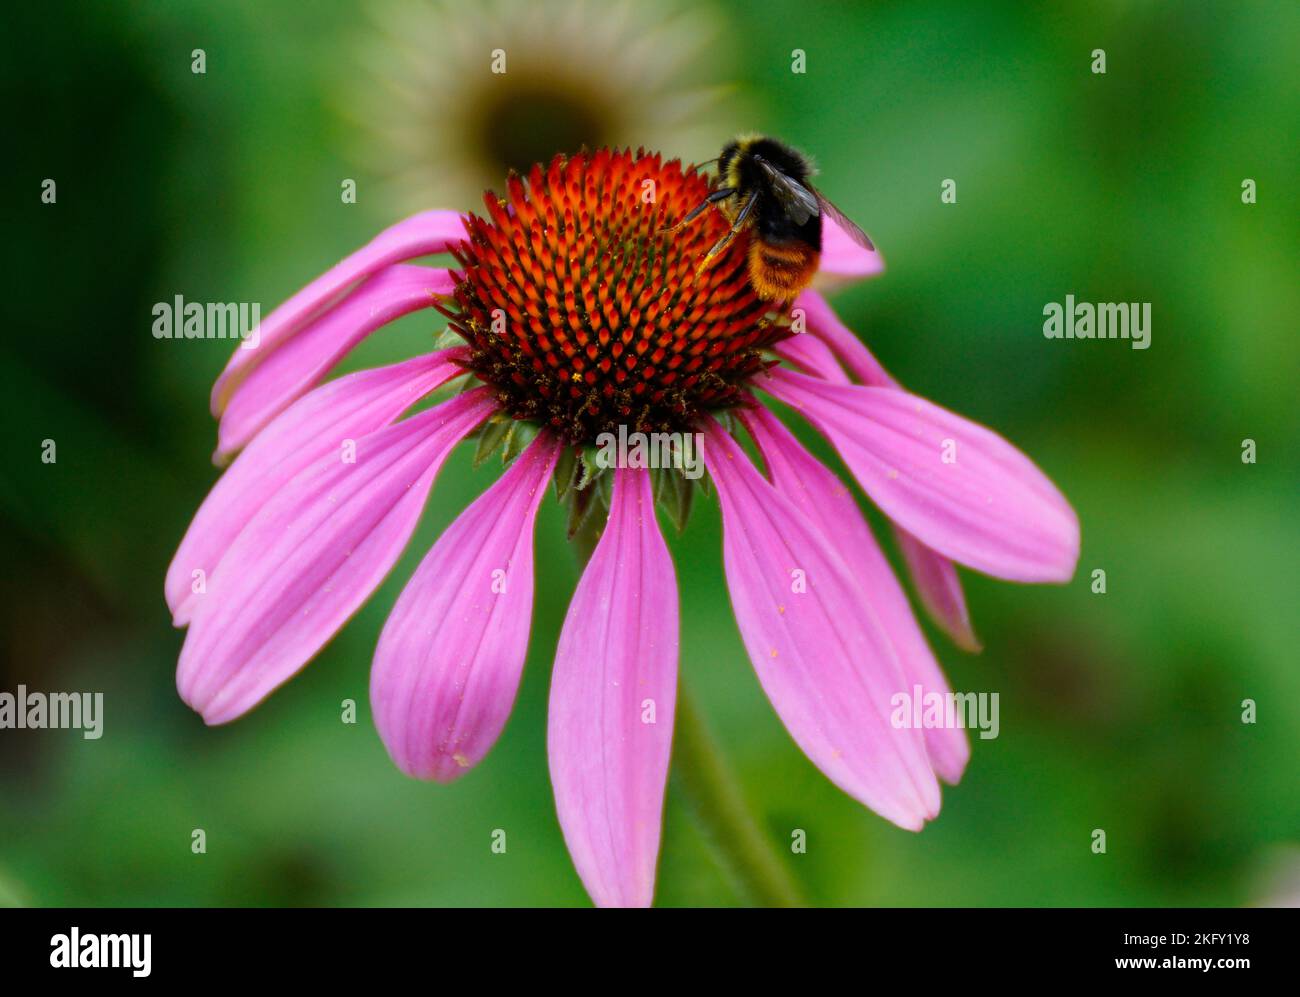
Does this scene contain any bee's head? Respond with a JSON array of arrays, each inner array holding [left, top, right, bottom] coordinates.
[[717, 138, 743, 188], [746, 137, 815, 184]]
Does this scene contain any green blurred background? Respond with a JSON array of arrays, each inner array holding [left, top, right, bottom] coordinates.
[[2, 0, 1296, 907]]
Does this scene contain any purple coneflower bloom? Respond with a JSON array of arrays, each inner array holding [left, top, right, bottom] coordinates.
[[167, 148, 1078, 907]]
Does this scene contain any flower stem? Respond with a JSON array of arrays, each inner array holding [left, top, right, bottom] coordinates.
[[569, 512, 804, 908], [670, 686, 805, 907]]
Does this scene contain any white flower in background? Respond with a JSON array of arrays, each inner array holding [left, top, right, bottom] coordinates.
[[347, 0, 742, 212]]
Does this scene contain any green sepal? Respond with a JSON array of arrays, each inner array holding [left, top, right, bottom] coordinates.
[[473, 414, 512, 467], [502, 420, 539, 463], [554, 446, 580, 500], [433, 327, 465, 351], [694, 462, 712, 496], [596, 465, 614, 508], [566, 483, 601, 539], [575, 447, 609, 492], [660, 467, 694, 533], [650, 465, 668, 505]]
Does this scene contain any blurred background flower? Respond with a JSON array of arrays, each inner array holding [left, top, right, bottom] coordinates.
[[346, 0, 741, 212], [1, 0, 1296, 906], [1249, 846, 1300, 908]]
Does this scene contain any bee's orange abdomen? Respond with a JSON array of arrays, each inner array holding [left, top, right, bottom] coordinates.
[[747, 239, 820, 301]]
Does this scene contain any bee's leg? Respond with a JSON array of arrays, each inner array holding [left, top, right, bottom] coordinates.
[[696, 190, 758, 273], [659, 187, 736, 234]]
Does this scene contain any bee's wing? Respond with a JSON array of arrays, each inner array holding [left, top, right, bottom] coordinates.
[[811, 187, 875, 252], [756, 160, 820, 225]]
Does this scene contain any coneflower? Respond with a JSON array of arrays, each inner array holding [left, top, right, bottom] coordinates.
[[349, 0, 740, 213], [167, 148, 1079, 907]]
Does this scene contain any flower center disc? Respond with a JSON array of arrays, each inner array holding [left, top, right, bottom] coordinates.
[[448, 148, 783, 444]]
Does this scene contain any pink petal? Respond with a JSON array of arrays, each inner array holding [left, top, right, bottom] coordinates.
[[703, 422, 940, 829], [177, 388, 494, 725], [215, 264, 457, 460], [894, 528, 981, 653], [772, 329, 847, 383], [740, 405, 968, 784], [794, 289, 895, 387], [761, 368, 1080, 583], [370, 431, 561, 782], [167, 349, 466, 626], [818, 214, 885, 279], [210, 210, 467, 418], [548, 468, 679, 906], [793, 290, 978, 648]]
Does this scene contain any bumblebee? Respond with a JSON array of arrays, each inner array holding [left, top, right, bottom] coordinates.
[[668, 135, 875, 302]]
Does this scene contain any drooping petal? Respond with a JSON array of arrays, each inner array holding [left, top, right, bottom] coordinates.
[[795, 289, 895, 387], [216, 264, 457, 459], [210, 210, 467, 418], [818, 214, 885, 280], [548, 468, 679, 907], [894, 528, 981, 653], [792, 291, 978, 648], [370, 432, 560, 782], [177, 388, 494, 725], [740, 405, 968, 783], [167, 348, 466, 626], [772, 330, 846, 383], [761, 367, 1080, 583], [703, 422, 940, 829]]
